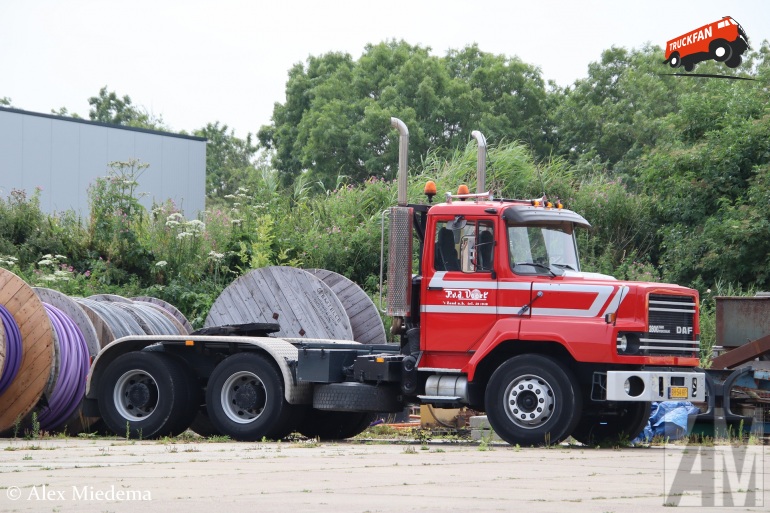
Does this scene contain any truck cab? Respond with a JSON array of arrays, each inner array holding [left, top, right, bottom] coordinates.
[[389, 189, 703, 446]]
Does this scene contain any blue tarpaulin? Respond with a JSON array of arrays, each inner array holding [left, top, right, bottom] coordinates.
[[633, 401, 701, 443]]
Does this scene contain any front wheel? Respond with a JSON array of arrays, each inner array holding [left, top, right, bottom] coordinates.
[[710, 39, 732, 62], [570, 402, 651, 446], [484, 355, 581, 446], [205, 353, 302, 441]]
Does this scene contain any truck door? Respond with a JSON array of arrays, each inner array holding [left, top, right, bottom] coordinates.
[[422, 216, 497, 366]]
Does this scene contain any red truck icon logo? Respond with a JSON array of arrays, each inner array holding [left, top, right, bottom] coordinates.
[[664, 16, 749, 71]]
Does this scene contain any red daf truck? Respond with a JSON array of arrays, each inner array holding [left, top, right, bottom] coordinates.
[[665, 16, 749, 71], [83, 119, 705, 446]]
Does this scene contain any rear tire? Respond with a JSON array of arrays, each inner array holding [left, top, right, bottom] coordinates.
[[571, 402, 651, 446], [485, 355, 581, 446], [668, 52, 681, 68], [298, 410, 376, 440], [97, 352, 199, 439], [205, 353, 302, 441]]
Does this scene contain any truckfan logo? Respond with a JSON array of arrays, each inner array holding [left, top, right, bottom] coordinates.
[[664, 16, 750, 72]]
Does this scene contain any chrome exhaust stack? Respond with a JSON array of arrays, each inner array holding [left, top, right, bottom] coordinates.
[[471, 130, 487, 195], [385, 118, 413, 321], [391, 117, 409, 207]]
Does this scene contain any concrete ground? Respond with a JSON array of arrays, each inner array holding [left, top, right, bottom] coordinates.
[[0, 437, 766, 512]]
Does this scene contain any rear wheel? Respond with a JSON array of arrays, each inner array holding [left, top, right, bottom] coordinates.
[[298, 410, 376, 440], [668, 52, 681, 68], [484, 355, 581, 446], [571, 402, 651, 446], [97, 352, 199, 439], [205, 353, 302, 441]]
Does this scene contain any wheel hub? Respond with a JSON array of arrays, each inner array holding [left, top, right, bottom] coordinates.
[[221, 371, 267, 424], [504, 375, 555, 429], [113, 370, 159, 421], [127, 382, 154, 409], [233, 382, 264, 410]]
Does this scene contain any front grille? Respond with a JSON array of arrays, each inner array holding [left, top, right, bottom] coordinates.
[[643, 294, 699, 356]]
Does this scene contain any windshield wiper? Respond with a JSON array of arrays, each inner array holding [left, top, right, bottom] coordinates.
[[551, 263, 575, 271], [515, 262, 558, 276]]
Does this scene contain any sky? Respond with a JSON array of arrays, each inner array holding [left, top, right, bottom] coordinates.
[[1, 0, 768, 139]]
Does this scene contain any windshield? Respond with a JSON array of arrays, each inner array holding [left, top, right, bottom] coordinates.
[[507, 224, 579, 275]]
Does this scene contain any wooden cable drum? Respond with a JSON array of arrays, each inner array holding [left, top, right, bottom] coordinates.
[[74, 300, 116, 349], [132, 296, 193, 334], [112, 302, 182, 335], [0, 320, 5, 384], [0, 269, 54, 433], [86, 294, 133, 304], [34, 288, 100, 358], [76, 297, 183, 346], [33, 287, 101, 433], [308, 269, 387, 345], [205, 266, 353, 340], [130, 302, 188, 335]]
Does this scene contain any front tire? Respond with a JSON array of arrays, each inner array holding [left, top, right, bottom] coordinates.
[[570, 402, 651, 446], [485, 355, 581, 446], [97, 352, 199, 439], [710, 39, 732, 62], [205, 353, 301, 441]]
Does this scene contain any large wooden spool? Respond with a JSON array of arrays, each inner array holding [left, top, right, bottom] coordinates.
[[34, 288, 101, 358], [34, 287, 101, 432], [133, 296, 193, 334], [308, 269, 387, 345], [74, 300, 117, 348], [0, 317, 5, 383], [205, 266, 353, 340], [0, 269, 54, 433]]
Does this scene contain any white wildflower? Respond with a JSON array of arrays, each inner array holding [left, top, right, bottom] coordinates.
[[186, 219, 206, 232], [208, 251, 225, 261], [155, 261, 168, 268]]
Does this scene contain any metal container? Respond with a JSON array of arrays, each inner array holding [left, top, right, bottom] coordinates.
[[715, 296, 770, 347]]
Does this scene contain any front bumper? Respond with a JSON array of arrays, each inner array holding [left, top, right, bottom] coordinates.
[[606, 370, 706, 402]]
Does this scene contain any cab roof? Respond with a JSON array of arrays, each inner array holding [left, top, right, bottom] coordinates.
[[424, 200, 591, 228]]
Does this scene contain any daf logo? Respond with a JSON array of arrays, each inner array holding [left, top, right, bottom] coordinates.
[[676, 326, 693, 335]]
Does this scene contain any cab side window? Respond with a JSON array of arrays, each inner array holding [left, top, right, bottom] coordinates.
[[433, 219, 494, 273]]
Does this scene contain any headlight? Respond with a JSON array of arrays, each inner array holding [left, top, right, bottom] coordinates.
[[616, 332, 641, 355], [617, 334, 628, 353]]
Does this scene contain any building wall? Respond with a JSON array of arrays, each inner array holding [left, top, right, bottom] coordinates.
[[0, 107, 206, 219]]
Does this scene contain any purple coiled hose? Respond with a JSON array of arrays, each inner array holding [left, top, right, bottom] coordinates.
[[0, 304, 22, 396], [38, 304, 90, 430]]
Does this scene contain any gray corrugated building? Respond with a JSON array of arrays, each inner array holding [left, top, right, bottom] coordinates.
[[0, 106, 206, 218]]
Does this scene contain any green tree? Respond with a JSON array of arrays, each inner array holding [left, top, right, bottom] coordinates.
[[194, 122, 259, 198], [88, 86, 165, 129], [259, 41, 548, 188]]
